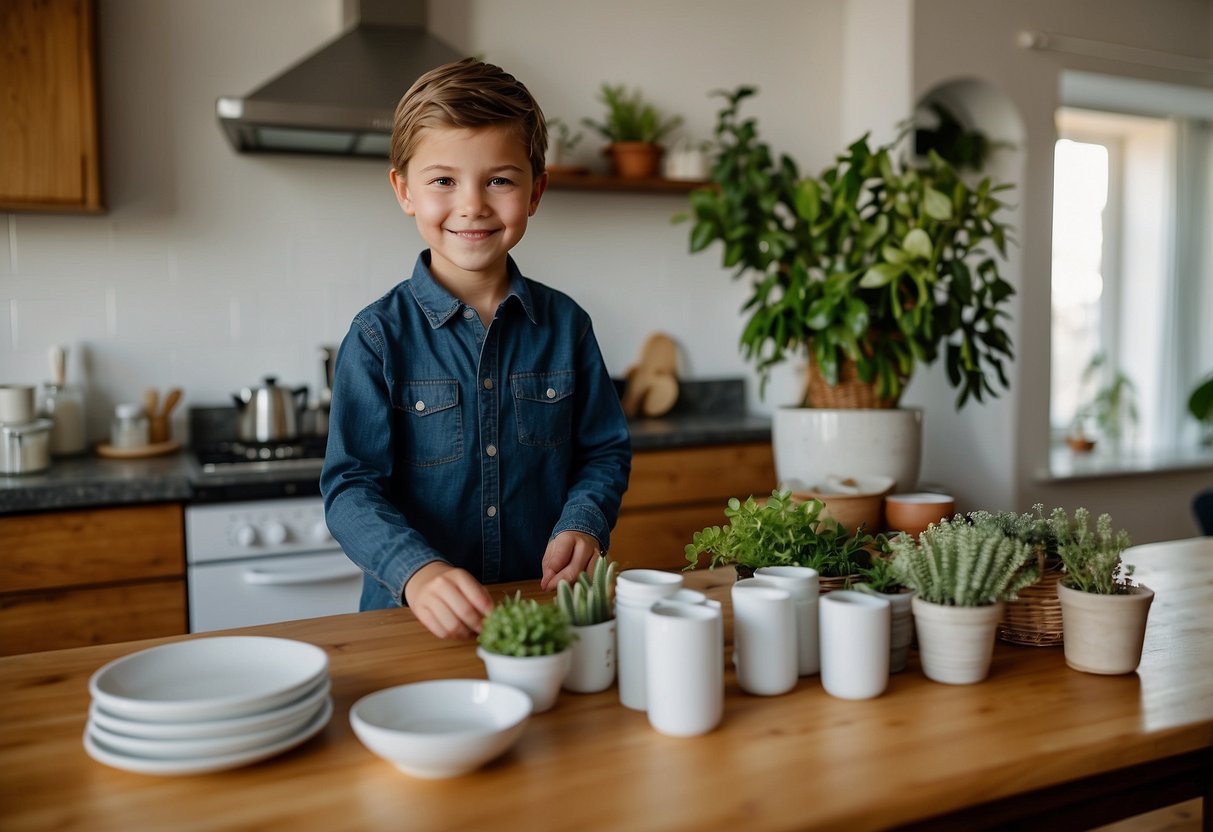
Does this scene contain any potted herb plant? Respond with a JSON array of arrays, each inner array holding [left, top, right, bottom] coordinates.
[[1050, 508, 1153, 675], [583, 83, 683, 179], [855, 550, 915, 673], [683, 490, 872, 592], [477, 592, 573, 712], [887, 516, 1038, 684], [556, 554, 618, 694], [1068, 353, 1139, 452], [682, 87, 1017, 492]]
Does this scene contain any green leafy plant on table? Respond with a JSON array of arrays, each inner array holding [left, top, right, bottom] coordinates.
[[477, 592, 573, 657], [681, 86, 1016, 408], [684, 489, 873, 579], [582, 83, 683, 145], [556, 554, 617, 626], [855, 547, 904, 594], [1048, 507, 1135, 595], [887, 516, 1038, 606]]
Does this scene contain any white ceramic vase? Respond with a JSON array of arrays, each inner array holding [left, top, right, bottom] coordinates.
[[477, 647, 572, 713], [772, 406, 923, 493], [645, 600, 724, 737], [1057, 583, 1155, 675], [754, 566, 820, 675], [563, 619, 616, 693], [819, 590, 891, 700], [911, 597, 1004, 685], [732, 579, 798, 696]]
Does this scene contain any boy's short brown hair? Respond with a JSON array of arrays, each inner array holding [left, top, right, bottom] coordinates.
[[390, 58, 547, 177]]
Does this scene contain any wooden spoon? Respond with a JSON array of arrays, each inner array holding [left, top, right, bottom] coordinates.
[[160, 388, 182, 419]]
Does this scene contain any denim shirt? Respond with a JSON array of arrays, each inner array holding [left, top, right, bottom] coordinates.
[[321, 252, 632, 610]]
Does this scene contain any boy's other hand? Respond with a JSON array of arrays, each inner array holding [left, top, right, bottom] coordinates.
[[540, 531, 600, 591], [405, 562, 494, 640]]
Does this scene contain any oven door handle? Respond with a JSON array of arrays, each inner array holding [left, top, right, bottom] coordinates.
[[241, 562, 363, 586]]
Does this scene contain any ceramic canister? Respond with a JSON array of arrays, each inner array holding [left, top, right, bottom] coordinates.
[[754, 566, 820, 675], [731, 579, 797, 696], [819, 590, 891, 700], [645, 600, 724, 737], [615, 570, 683, 711]]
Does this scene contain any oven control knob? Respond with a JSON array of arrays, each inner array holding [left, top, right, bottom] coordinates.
[[311, 521, 333, 543], [264, 522, 288, 545], [234, 525, 258, 547]]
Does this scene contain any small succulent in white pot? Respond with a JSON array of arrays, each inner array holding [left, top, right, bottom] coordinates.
[[1050, 508, 1153, 675], [477, 592, 573, 712], [855, 552, 915, 673], [556, 555, 618, 693], [888, 517, 1038, 684]]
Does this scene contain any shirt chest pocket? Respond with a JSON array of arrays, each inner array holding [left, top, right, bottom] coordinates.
[[511, 371, 574, 447], [397, 380, 462, 467]]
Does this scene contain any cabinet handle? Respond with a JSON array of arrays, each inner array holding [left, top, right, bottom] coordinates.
[[241, 563, 362, 586]]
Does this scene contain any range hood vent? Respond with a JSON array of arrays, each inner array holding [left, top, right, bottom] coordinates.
[[217, 0, 464, 157]]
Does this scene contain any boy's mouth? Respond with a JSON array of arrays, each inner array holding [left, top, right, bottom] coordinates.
[[449, 229, 497, 241]]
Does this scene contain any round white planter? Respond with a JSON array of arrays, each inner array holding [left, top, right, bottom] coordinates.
[[911, 597, 1003, 685], [772, 407, 923, 493], [564, 620, 616, 693], [1057, 583, 1155, 675], [861, 587, 916, 673], [477, 647, 571, 713]]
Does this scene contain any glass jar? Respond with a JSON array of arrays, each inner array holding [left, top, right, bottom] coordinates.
[[38, 383, 87, 456], [111, 403, 149, 449]]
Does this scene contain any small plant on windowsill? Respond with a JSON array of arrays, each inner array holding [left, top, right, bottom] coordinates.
[[1068, 353, 1138, 452]]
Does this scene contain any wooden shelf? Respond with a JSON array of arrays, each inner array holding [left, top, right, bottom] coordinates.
[[546, 171, 709, 194]]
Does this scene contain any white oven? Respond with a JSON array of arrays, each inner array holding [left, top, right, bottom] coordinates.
[[184, 496, 363, 632]]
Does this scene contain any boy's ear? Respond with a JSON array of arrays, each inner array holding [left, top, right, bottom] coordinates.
[[389, 168, 415, 216], [528, 172, 549, 217]]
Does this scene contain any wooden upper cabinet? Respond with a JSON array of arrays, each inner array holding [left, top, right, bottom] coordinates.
[[0, 0, 102, 213]]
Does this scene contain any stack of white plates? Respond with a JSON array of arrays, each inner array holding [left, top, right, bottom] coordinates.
[[84, 636, 332, 775]]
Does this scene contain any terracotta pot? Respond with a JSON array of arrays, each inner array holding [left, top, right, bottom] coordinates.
[[1056, 583, 1154, 674], [609, 142, 662, 178]]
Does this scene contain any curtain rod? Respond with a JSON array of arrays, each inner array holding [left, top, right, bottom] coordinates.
[[1018, 30, 1213, 77]]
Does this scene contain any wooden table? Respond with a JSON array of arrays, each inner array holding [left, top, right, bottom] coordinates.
[[2, 541, 1210, 831]]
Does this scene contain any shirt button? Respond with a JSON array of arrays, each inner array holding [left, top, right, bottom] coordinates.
[[462, 307, 475, 319], [546, 387, 556, 399], [486, 505, 497, 518], [483, 378, 493, 390], [486, 444, 497, 457], [414, 400, 426, 412]]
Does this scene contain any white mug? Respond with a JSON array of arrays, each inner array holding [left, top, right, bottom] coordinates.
[[754, 566, 821, 675], [819, 590, 891, 700], [732, 579, 797, 696], [615, 570, 683, 711], [645, 601, 723, 737]]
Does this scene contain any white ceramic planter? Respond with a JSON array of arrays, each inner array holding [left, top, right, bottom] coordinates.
[[1057, 583, 1155, 675], [732, 580, 797, 696], [564, 620, 616, 693], [911, 598, 1004, 685], [645, 601, 723, 737], [754, 566, 820, 675], [615, 570, 683, 711], [819, 590, 891, 700], [860, 587, 916, 673], [477, 647, 572, 713], [772, 407, 923, 493]]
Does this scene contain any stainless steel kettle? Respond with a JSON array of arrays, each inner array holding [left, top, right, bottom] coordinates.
[[232, 376, 308, 442]]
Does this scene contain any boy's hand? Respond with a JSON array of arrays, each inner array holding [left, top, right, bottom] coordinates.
[[540, 531, 601, 591], [404, 562, 494, 640]]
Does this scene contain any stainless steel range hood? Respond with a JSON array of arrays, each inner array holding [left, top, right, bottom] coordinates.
[[217, 0, 464, 157]]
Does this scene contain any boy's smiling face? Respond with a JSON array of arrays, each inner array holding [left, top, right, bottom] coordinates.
[[391, 124, 547, 289]]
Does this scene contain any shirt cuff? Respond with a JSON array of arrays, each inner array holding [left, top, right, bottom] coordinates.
[[551, 503, 611, 553]]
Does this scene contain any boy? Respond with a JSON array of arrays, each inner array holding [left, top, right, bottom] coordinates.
[[321, 59, 631, 640]]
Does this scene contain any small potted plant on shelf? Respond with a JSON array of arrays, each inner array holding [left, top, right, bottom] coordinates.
[[1049, 507, 1153, 675], [855, 549, 915, 673], [887, 517, 1038, 684], [582, 83, 683, 179], [477, 592, 573, 712], [545, 117, 586, 175], [683, 490, 873, 592], [556, 554, 618, 694], [1068, 353, 1139, 452]]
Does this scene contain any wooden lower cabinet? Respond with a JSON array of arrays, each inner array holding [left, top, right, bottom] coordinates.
[[611, 441, 775, 571], [0, 503, 187, 655]]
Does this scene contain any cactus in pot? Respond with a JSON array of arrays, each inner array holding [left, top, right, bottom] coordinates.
[[557, 554, 617, 626], [556, 555, 619, 693]]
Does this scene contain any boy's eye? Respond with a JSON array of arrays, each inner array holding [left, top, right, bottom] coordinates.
[[488, 177, 514, 187], [430, 177, 455, 187]]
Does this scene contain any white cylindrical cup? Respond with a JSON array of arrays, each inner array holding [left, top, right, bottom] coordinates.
[[819, 590, 891, 700], [616, 570, 683, 711], [0, 385, 36, 425], [755, 566, 820, 675], [645, 601, 723, 737], [564, 619, 616, 694], [731, 580, 797, 696]]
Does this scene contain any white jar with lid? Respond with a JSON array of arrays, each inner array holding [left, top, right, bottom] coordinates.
[[111, 404, 149, 449], [39, 383, 87, 456]]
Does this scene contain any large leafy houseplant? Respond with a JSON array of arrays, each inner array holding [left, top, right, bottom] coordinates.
[[683, 87, 1016, 408]]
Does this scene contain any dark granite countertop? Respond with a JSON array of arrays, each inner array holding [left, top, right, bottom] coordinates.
[[0, 380, 769, 516]]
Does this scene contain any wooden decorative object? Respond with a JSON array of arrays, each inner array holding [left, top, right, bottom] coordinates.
[[620, 333, 680, 418]]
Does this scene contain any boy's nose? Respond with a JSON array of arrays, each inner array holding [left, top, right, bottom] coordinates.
[[458, 188, 489, 216]]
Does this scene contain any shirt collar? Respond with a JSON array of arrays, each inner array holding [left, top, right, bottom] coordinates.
[[407, 251, 537, 328]]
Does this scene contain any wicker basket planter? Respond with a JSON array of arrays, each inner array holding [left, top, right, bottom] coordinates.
[[805, 357, 898, 409], [998, 549, 1064, 647]]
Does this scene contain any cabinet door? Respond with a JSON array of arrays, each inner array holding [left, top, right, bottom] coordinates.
[[0, 0, 102, 212]]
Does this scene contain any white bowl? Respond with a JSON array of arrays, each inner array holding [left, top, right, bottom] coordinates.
[[89, 636, 328, 723], [350, 680, 532, 779]]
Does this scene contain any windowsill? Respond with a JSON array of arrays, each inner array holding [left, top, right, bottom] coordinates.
[[1039, 442, 1213, 482]]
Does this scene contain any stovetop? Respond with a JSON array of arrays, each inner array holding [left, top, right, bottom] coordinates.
[[193, 437, 328, 474]]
